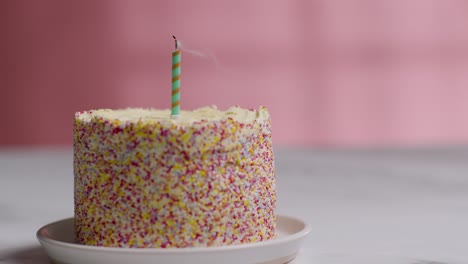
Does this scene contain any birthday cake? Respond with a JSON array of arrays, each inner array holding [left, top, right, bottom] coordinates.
[[73, 106, 276, 248]]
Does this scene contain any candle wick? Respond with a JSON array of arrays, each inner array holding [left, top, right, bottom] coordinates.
[[173, 35, 178, 50]]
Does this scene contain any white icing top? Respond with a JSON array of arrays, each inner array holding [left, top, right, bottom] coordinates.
[[76, 106, 269, 125]]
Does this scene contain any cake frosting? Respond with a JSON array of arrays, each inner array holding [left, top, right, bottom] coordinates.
[[74, 106, 276, 248]]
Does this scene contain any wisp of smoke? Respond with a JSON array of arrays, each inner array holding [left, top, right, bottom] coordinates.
[[177, 40, 221, 70]]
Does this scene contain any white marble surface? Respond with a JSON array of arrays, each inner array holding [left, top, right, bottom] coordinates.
[[1, 147, 467, 263]]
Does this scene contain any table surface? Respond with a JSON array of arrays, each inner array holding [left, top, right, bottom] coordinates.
[[1, 147, 467, 264]]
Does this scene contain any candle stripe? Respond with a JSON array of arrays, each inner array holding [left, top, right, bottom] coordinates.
[[172, 62, 181, 70], [172, 88, 180, 96], [171, 101, 180, 108], [172, 76, 180, 82]]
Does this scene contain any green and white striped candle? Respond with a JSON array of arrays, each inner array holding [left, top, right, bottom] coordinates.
[[171, 36, 181, 118]]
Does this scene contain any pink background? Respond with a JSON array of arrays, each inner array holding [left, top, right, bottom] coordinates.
[[2, 0, 468, 147]]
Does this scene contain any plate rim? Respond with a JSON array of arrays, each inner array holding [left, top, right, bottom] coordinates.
[[37, 214, 311, 254]]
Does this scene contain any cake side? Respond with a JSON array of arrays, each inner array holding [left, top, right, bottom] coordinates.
[[74, 106, 276, 248]]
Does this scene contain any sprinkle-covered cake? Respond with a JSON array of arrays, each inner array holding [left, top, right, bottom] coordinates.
[[73, 106, 276, 248]]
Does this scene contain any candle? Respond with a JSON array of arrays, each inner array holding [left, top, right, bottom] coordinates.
[[171, 36, 181, 118]]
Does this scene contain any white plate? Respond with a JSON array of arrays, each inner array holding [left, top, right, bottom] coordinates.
[[37, 215, 311, 264]]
